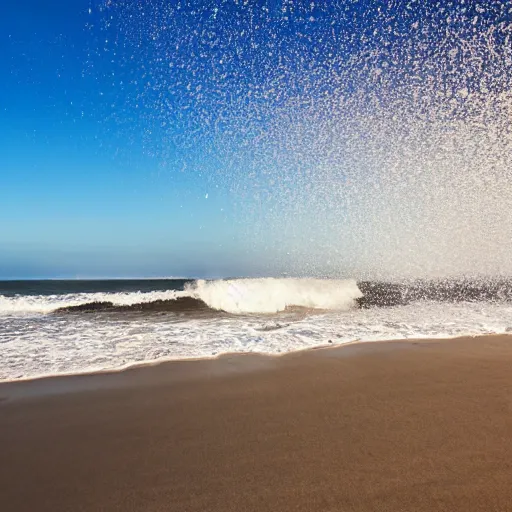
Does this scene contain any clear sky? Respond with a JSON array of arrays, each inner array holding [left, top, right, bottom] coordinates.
[[2, 1, 511, 280], [1, 0, 373, 279], [1, 0, 263, 279]]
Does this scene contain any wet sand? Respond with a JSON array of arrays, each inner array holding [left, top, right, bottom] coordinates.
[[2, 335, 512, 511]]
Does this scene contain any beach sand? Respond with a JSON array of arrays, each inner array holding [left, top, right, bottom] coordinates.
[[2, 335, 512, 511]]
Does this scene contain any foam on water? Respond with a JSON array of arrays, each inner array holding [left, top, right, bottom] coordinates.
[[1, 300, 511, 381]]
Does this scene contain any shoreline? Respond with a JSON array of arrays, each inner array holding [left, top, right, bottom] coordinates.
[[1, 333, 509, 401], [0, 333, 477, 387]]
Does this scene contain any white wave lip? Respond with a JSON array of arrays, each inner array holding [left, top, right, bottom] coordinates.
[[0, 278, 362, 316], [0, 290, 185, 316], [188, 278, 362, 314]]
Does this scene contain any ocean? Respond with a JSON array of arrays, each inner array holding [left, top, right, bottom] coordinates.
[[1, 278, 512, 382]]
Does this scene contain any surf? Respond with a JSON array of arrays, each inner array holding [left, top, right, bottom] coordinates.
[[0, 278, 362, 316], [188, 278, 362, 314]]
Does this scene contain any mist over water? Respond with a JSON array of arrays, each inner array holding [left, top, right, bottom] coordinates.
[[88, 1, 512, 279]]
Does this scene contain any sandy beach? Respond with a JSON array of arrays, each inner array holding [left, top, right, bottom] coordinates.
[[2, 335, 512, 511]]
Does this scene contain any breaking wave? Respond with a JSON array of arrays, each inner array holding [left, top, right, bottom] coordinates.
[[0, 289, 186, 316], [2, 278, 512, 318], [0, 278, 362, 316], [188, 278, 362, 314]]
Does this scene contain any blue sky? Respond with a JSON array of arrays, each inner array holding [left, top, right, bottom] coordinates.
[[1, 0, 379, 279], [0, 0, 263, 279], [2, 1, 507, 279]]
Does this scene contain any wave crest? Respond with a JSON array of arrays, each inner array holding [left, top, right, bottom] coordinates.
[[0, 278, 362, 316], [188, 278, 362, 314]]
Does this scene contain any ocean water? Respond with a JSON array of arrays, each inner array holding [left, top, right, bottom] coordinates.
[[1, 278, 512, 381]]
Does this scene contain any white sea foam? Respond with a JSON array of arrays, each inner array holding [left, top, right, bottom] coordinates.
[[1, 299, 512, 381]]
